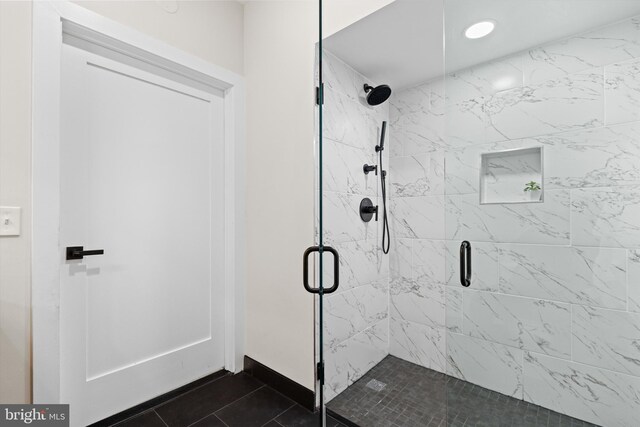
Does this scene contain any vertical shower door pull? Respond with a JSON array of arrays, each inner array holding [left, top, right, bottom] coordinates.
[[303, 245, 339, 294], [460, 241, 471, 287]]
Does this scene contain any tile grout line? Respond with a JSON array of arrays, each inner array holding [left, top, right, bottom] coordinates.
[[259, 403, 296, 427], [626, 249, 630, 313], [109, 409, 157, 427], [184, 383, 267, 427], [185, 409, 230, 427], [184, 411, 230, 427], [259, 383, 305, 409], [212, 384, 266, 415], [570, 304, 574, 362], [153, 410, 170, 427], [459, 286, 626, 313], [139, 372, 233, 421], [214, 413, 231, 427]]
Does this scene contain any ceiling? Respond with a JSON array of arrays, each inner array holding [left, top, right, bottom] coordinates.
[[324, 0, 640, 90]]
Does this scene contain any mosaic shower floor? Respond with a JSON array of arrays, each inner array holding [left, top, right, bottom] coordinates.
[[326, 356, 599, 427]]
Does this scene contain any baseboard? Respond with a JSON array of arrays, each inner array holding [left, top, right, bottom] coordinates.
[[243, 356, 315, 411], [89, 369, 229, 427]]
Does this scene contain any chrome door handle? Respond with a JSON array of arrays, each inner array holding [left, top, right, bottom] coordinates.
[[66, 246, 105, 260]]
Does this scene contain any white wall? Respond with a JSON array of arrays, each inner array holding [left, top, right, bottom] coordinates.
[[243, 0, 393, 390], [243, 0, 317, 390], [74, 1, 244, 75], [0, 0, 33, 404]]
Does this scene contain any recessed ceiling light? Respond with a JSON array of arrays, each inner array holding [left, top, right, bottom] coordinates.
[[465, 21, 496, 39]]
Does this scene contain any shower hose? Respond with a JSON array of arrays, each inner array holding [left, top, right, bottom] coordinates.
[[379, 148, 390, 254]]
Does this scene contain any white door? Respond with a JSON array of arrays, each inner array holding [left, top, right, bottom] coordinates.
[[59, 44, 226, 426]]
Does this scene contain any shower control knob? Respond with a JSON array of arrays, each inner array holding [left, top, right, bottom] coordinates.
[[363, 164, 377, 175], [359, 198, 378, 222]]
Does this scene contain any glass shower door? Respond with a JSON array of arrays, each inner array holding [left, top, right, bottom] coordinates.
[[443, 1, 640, 425], [306, 1, 342, 424], [310, 0, 640, 425], [314, 2, 392, 424]]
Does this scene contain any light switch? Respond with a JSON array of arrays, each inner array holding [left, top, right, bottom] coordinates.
[[0, 207, 21, 236]]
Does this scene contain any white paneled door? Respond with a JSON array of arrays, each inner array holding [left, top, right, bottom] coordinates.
[[59, 44, 225, 426]]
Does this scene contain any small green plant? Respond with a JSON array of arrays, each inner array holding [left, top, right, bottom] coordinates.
[[524, 181, 541, 192]]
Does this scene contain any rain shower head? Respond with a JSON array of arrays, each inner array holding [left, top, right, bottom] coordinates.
[[364, 83, 392, 106]]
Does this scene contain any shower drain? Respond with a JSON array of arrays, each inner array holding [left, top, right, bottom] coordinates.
[[365, 379, 387, 392]]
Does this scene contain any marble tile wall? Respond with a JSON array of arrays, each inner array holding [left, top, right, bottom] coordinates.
[[389, 15, 640, 427], [386, 74, 449, 378], [319, 51, 390, 401]]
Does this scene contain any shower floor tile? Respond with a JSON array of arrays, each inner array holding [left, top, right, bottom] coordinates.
[[327, 355, 599, 427]]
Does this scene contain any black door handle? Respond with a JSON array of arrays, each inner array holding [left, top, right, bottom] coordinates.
[[460, 241, 471, 287], [303, 246, 339, 294], [66, 246, 105, 260]]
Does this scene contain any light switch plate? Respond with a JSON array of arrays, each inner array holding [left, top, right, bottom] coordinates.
[[0, 207, 21, 236]]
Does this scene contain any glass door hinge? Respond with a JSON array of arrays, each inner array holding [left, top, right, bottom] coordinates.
[[317, 361, 325, 384], [316, 84, 324, 105]]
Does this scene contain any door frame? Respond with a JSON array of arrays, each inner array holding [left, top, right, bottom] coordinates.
[[31, 0, 246, 404]]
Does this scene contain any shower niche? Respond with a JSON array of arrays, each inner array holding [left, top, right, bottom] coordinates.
[[479, 146, 543, 204]]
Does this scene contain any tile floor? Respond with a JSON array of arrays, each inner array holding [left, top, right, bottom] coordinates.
[[104, 371, 345, 427], [327, 356, 599, 427], [97, 356, 601, 427]]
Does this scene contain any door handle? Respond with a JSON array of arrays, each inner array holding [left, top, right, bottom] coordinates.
[[460, 241, 471, 287], [303, 246, 339, 294], [66, 246, 105, 260]]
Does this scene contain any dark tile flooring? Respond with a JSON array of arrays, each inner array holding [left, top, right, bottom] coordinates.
[[100, 357, 602, 427], [327, 356, 600, 427], [108, 372, 346, 427]]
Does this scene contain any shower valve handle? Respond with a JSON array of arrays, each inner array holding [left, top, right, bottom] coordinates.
[[371, 206, 379, 221], [362, 204, 378, 221], [363, 164, 378, 175]]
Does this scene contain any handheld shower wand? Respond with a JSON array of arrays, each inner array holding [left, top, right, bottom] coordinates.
[[377, 121, 390, 254], [376, 121, 387, 153]]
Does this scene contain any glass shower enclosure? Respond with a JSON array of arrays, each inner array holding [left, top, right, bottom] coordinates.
[[312, 0, 640, 426]]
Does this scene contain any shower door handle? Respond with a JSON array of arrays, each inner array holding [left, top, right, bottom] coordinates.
[[460, 241, 471, 287], [303, 245, 339, 294]]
